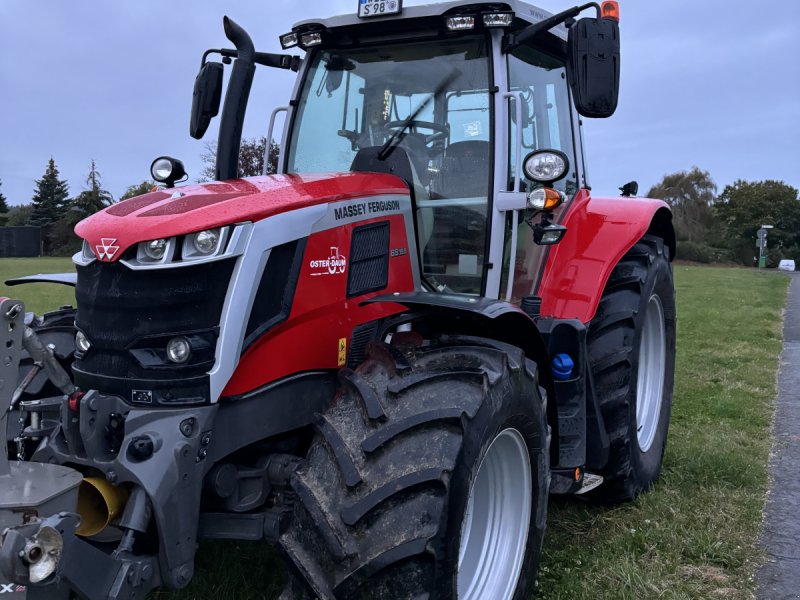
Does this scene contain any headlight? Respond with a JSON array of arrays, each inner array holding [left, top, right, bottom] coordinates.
[[523, 149, 570, 183], [482, 12, 513, 27], [280, 32, 298, 49], [75, 331, 91, 353], [193, 230, 220, 255], [166, 337, 191, 364], [300, 32, 323, 47], [446, 16, 475, 30], [182, 227, 228, 261], [149, 156, 187, 188], [144, 239, 168, 260], [121, 224, 246, 270]]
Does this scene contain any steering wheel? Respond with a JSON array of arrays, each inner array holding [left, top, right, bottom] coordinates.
[[382, 120, 449, 144]]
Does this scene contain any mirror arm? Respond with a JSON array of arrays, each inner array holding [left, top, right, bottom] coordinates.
[[502, 2, 600, 54], [203, 48, 301, 71]]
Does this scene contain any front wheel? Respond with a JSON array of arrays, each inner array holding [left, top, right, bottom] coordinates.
[[280, 337, 550, 599]]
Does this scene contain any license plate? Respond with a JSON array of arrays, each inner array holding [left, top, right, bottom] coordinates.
[[358, 0, 402, 18]]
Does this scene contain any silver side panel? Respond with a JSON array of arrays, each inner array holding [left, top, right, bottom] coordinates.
[[209, 205, 326, 402], [209, 193, 417, 401]]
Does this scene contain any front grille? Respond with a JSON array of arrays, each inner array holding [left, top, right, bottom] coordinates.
[[73, 258, 235, 404]]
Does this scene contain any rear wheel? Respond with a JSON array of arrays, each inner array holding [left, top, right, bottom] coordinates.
[[280, 336, 549, 599], [587, 235, 676, 503]]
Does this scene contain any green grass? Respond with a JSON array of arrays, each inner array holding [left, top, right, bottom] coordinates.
[[1, 259, 790, 599], [537, 266, 788, 600], [0, 257, 76, 314]]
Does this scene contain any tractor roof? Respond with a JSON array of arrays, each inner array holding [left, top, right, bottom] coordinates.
[[293, 1, 568, 41]]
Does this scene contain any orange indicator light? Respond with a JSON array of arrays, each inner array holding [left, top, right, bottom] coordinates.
[[601, 1, 620, 22]]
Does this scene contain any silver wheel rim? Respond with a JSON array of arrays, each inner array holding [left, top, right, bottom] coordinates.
[[457, 428, 532, 600], [636, 294, 666, 452]]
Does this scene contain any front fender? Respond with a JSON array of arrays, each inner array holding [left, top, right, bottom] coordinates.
[[364, 292, 555, 405], [538, 192, 673, 323]]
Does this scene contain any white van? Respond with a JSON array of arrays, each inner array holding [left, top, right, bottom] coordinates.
[[778, 259, 796, 272]]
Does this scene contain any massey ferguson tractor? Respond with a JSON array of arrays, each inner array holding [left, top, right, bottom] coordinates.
[[0, 1, 675, 598]]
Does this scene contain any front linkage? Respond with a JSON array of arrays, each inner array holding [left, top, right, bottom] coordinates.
[[0, 302, 312, 599], [0, 298, 218, 599]]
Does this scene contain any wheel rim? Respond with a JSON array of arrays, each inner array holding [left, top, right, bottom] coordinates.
[[457, 428, 532, 600], [636, 294, 666, 452]]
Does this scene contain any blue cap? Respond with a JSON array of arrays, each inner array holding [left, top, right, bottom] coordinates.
[[552, 353, 574, 381]]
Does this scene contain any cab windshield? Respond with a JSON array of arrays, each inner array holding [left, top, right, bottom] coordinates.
[[287, 37, 492, 294]]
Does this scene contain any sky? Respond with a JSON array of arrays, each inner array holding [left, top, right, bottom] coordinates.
[[1, 0, 798, 205]]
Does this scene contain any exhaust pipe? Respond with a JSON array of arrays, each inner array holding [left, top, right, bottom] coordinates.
[[75, 478, 129, 537]]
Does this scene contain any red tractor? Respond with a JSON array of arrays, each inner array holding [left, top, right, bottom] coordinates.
[[0, 1, 675, 598]]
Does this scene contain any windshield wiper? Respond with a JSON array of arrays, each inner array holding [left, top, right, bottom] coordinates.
[[377, 69, 460, 161]]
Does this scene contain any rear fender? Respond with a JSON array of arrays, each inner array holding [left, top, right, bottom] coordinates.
[[538, 192, 674, 323]]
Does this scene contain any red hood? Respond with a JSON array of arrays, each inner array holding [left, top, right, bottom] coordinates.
[[75, 172, 408, 262]]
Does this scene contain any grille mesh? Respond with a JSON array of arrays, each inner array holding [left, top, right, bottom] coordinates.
[[347, 221, 390, 298]]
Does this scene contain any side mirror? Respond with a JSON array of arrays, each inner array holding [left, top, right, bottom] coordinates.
[[190, 62, 224, 139], [567, 17, 620, 118]]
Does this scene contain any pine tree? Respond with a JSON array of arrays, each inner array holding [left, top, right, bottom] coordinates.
[[0, 180, 9, 214], [74, 159, 114, 216], [0, 180, 9, 226], [29, 158, 70, 226]]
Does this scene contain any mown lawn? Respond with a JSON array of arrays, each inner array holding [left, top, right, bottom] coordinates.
[[0, 259, 790, 599], [0, 257, 76, 314], [537, 266, 789, 599]]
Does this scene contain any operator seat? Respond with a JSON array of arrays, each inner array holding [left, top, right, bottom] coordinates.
[[351, 146, 435, 254], [435, 140, 490, 198], [350, 146, 428, 202]]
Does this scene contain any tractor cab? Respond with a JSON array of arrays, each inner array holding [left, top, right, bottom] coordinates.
[[192, 0, 621, 299]]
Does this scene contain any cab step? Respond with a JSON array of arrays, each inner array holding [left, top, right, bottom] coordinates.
[[574, 472, 604, 494]]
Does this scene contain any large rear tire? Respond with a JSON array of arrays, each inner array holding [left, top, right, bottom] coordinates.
[[280, 336, 550, 599], [587, 234, 676, 503]]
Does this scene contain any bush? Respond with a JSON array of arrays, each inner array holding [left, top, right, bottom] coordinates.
[[675, 241, 732, 264]]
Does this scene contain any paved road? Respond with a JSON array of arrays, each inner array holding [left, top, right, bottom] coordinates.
[[758, 272, 800, 600]]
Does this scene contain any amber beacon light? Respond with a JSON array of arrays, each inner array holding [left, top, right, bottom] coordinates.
[[601, 0, 620, 21]]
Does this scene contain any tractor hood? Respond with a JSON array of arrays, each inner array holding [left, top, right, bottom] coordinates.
[[75, 172, 408, 262]]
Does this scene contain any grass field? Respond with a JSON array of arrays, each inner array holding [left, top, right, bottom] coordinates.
[[0, 257, 76, 314], [0, 258, 790, 599]]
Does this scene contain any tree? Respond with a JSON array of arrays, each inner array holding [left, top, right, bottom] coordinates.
[[120, 181, 157, 201], [647, 167, 717, 243], [0, 180, 9, 226], [715, 180, 800, 266], [73, 159, 114, 216], [28, 158, 70, 227], [5, 204, 34, 227], [0, 180, 9, 213], [199, 137, 280, 181]]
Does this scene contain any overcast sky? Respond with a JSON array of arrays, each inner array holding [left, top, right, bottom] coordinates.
[[1, 0, 798, 205]]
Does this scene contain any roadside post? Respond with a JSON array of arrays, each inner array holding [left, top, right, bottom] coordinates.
[[757, 225, 774, 269]]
